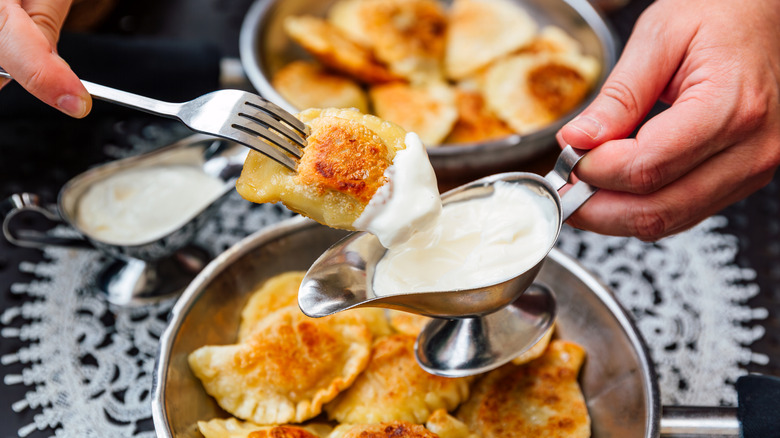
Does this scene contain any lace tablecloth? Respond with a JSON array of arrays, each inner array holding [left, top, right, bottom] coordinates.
[[1, 176, 767, 436]]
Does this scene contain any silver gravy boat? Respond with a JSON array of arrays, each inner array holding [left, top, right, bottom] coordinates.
[[300, 146, 597, 377], [1, 134, 247, 306]]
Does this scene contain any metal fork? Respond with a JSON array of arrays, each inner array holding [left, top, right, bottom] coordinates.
[[0, 67, 306, 170]]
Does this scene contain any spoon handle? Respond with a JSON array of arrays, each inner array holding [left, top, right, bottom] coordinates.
[[544, 145, 599, 221]]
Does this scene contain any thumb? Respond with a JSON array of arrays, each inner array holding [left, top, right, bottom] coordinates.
[[0, 2, 91, 118], [558, 5, 693, 149]]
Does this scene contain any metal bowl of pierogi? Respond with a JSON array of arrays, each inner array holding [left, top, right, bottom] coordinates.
[[239, 0, 619, 187], [152, 216, 661, 437]]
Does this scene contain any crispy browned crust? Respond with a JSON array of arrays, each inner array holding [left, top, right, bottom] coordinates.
[[458, 340, 590, 438], [249, 426, 321, 438], [284, 15, 399, 84], [188, 307, 372, 424], [341, 422, 438, 438], [446, 89, 514, 143], [528, 63, 589, 117], [326, 334, 471, 424], [297, 116, 392, 205]]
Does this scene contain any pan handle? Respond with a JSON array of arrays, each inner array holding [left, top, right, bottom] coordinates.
[[1, 193, 92, 249], [660, 406, 738, 437], [660, 374, 780, 437]]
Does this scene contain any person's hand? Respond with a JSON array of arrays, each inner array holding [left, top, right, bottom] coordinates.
[[0, 0, 92, 117], [556, 0, 780, 240]]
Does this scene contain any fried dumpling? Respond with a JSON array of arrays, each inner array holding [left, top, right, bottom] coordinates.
[[237, 107, 441, 248], [425, 409, 479, 438], [325, 334, 471, 424], [239, 271, 392, 340], [370, 82, 457, 146], [188, 307, 372, 424], [445, 0, 538, 80], [329, 0, 447, 84], [329, 422, 439, 438], [483, 52, 600, 134], [457, 340, 590, 438], [445, 88, 514, 143], [272, 61, 369, 113], [238, 271, 306, 341], [236, 108, 406, 228], [198, 417, 331, 438], [284, 15, 398, 84]]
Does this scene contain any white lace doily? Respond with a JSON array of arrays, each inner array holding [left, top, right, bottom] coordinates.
[[0, 132, 767, 435]]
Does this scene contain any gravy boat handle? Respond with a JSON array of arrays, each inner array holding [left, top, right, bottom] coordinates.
[[1, 193, 92, 249], [544, 145, 599, 221]]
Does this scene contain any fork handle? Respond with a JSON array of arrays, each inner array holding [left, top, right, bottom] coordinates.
[[0, 67, 181, 118], [80, 80, 181, 118]]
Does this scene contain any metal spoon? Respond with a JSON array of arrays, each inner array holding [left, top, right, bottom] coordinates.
[[299, 146, 596, 377]]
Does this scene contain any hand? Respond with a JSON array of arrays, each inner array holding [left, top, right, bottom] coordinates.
[[0, 0, 92, 117], [556, 0, 780, 240]]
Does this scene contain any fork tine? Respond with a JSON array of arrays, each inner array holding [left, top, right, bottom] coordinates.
[[232, 117, 304, 159], [242, 95, 309, 137], [223, 126, 298, 171], [237, 111, 306, 153]]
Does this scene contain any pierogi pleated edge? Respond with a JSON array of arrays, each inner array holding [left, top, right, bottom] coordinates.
[[190, 272, 590, 437]]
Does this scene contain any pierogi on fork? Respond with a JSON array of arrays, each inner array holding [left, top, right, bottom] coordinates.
[[236, 107, 441, 248]]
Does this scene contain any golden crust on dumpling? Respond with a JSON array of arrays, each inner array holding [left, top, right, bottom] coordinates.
[[335, 422, 439, 438], [284, 15, 399, 84], [457, 340, 590, 438], [272, 61, 369, 113], [240, 272, 391, 341], [388, 310, 430, 336], [238, 271, 306, 341], [370, 82, 457, 146], [425, 409, 479, 438], [198, 417, 331, 438], [188, 307, 372, 425], [445, 0, 538, 80], [236, 108, 408, 229], [510, 324, 554, 366], [325, 334, 471, 424], [330, 0, 447, 84], [445, 88, 514, 144], [483, 53, 600, 134]]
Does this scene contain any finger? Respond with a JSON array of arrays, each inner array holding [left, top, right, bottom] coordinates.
[[21, 0, 72, 47], [573, 84, 736, 194], [565, 140, 775, 240], [0, 1, 91, 117], [557, 4, 695, 150]]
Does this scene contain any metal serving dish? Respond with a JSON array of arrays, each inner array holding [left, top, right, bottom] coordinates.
[[152, 216, 663, 437], [239, 0, 619, 185], [1, 134, 248, 306]]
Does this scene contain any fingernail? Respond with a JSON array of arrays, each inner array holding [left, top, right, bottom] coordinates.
[[56, 94, 88, 118], [569, 115, 603, 140]]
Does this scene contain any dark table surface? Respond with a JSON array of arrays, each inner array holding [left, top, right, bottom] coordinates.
[[1, 0, 778, 436]]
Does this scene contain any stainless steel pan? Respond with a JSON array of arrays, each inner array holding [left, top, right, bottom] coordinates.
[[151, 216, 778, 437]]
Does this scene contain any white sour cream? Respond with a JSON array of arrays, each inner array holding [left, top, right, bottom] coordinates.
[[352, 132, 442, 248], [76, 165, 225, 245], [372, 181, 557, 295]]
